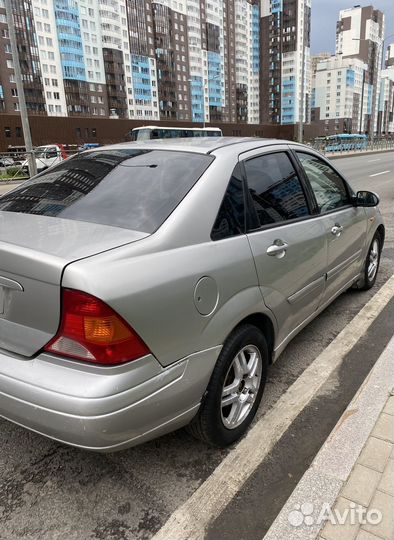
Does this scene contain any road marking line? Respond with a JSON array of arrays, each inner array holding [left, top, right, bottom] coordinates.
[[368, 159, 381, 162], [154, 276, 394, 540], [370, 170, 391, 177]]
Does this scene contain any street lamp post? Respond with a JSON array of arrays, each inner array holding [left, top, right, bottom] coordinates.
[[5, 0, 37, 177], [298, 43, 306, 143]]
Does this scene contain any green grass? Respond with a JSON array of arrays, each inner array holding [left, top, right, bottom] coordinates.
[[0, 167, 29, 181]]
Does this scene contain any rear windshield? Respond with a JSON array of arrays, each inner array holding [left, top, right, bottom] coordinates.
[[0, 149, 213, 233]]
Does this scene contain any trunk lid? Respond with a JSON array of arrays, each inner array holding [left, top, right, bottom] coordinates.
[[0, 212, 148, 357]]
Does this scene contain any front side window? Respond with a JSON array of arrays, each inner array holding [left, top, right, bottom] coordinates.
[[0, 150, 213, 233], [244, 152, 309, 229], [297, 152, 349, 213], [211, 164, 245, 240]]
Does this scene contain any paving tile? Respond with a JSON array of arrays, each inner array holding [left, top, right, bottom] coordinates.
[[342, 464, 381, 507], [320, 497, 363, 540], [356, 528, 384, 540], [383, 396, 394, 416], [371, 413, 394, 444], [378, 459, 394, 496], [363, 490, 394, 540], [358, 437, 392, 472]]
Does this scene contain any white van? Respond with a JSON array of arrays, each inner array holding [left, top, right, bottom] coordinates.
[[22, 144, 68, 174]]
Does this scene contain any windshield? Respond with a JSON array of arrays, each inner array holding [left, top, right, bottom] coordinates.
[[34, 147, 49, 158], [131, 129, 151, 141], [0, 149, 213, 233]]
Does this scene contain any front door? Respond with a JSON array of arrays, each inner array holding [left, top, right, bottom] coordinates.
[[295, 151, 366, 302]]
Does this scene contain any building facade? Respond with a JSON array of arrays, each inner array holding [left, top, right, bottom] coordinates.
[[377, 44, 394, 135], [260, 0, 311, 126], [0, 0, 46, 115], [311, 55, 368, 136], [336, 4, 385, 135], [387, 44, 394, 68], [0, 0, 266, 126]]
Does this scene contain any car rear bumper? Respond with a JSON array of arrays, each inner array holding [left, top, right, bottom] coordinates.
[[0, 346, 220, 451]]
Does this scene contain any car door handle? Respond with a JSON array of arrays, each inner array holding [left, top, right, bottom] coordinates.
[[267, 241, 288, 258], [331, 224, 344, 237]]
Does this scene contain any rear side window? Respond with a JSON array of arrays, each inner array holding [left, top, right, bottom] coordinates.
[[211, 163, 245, 241], [244, 152, 309, 229], [297, 152, 349, 213], [0, 149, 213, 233]]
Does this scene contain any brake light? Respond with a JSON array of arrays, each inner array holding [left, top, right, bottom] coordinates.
[[44, 289, 150, 365]]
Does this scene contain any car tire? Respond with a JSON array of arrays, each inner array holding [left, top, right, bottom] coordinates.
[[354, 232, 382, 291], [187, 324, 269, 447]]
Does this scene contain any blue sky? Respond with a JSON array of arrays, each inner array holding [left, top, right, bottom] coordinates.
[[311, 0, 394, 54]]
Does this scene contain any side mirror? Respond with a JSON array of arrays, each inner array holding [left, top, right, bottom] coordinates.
[[354, 191, 380, 207]]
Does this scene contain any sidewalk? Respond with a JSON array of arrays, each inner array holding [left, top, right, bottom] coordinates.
[[263, 336, 394, 540], [319, 393, 393, 540]]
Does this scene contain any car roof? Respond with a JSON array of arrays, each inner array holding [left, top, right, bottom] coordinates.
[[131, 125, 221, 131], [84, 137, 297, 156]]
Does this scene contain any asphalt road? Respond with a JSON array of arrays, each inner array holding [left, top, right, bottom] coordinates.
[[0, 152, 393, 540]]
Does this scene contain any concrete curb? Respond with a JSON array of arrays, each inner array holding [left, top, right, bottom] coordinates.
[[263, 335, 394, 540], [0, 180, 26, 186]]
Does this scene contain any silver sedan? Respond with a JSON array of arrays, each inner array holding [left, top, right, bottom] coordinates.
[[0, 138, 384, 451]]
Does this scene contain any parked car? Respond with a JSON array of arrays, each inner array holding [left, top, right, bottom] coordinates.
[[79, 143, 101, 151], [0, 156, 15, 169], [0, 138, 384, 451]]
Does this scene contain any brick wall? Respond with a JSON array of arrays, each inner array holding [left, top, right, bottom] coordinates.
[[0, 115, 297, 151]]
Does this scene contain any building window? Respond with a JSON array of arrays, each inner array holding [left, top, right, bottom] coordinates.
[[4, 127, 11, 138]]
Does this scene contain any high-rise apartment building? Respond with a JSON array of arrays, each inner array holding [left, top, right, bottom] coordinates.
[[234, 0, 260, 123], [386, 43, 394, 68], [0, 0, 46, 115], [0, 0, 264, 125], [336, 5, 385, 135], [378, 44, 394, 135], [311, 55, 368, 135], [378, 69, 394, 134], [260, 0, 311, 125]]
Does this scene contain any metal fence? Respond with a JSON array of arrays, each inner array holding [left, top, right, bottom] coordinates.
[[1, 139, 393, 182], [0, 148, 80, 181], [307, 139, 394, 156]]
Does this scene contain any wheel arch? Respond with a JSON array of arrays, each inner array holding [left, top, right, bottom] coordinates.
[[376, 224, 385, 246], [233, 312, 276, 363]]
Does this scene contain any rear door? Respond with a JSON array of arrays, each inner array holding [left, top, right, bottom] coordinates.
[[294, 150, 366, 302], [241, 146, 328, 346]]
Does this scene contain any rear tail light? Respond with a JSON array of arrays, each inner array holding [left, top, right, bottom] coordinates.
[[44, 289, 150, 365]]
